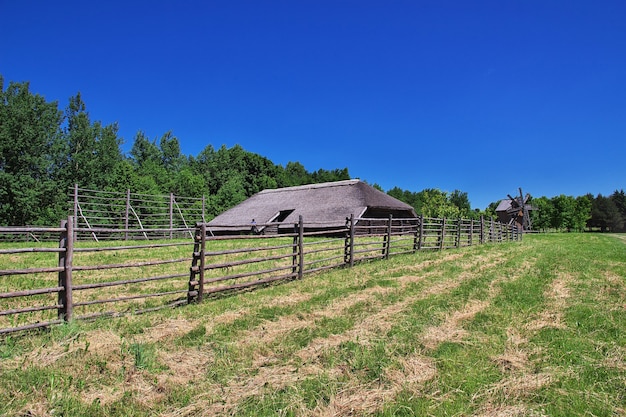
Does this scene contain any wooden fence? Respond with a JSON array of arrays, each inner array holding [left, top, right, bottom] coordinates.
[[0, 220, 193, 335], [69, 185, 206, 241], [0, 186, 206, 243], [188, 214, 520, 303], [0, 215, 520, 335]]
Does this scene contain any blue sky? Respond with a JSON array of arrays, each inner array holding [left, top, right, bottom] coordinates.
[[2, 1, 625, 209]]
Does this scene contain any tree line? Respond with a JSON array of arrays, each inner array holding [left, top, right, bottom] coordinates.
[[1, 76, 623, 232], [0, 77, 349, 226], [527, 192, 626, 233], [386, 188, 626, 233], [387, 187, 477, 220]]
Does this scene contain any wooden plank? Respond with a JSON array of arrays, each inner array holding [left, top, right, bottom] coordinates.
[[0, 286, 64, 299]]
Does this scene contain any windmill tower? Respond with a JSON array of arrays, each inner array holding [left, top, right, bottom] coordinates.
[[496, 188, 534, 231]]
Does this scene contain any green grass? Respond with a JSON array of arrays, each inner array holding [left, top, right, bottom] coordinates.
[[0, 233, 624, 416]]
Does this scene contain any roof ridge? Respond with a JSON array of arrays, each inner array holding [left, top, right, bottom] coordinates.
[[259, 179, 360, 194]]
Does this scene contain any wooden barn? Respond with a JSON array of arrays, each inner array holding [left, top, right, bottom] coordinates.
[[207, 179, 417, 235]]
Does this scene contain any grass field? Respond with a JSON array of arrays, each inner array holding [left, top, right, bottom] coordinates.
[[0, 233, 624, 416]]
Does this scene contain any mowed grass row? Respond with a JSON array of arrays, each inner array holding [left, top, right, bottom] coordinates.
[[0, 233, 624, 416]]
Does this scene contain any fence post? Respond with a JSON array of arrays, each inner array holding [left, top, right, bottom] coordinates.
[[418, 214, 424, 250], [58, 216, 74, 321], [292, 222, 299, 275], [490, 217, 495, 243], [440, 218, 446, 250], [480, 215, 484, 244], [198, 223, 206, 302], [73, 184, 79, 241], [383, 214, 392, 259], [495, 221, 499, 242], [298, 215, 304, 279], [456, 218, 462, 248], [387, 214, 393, 258], [469, 219, 474, 246], [169, 193, 174, 240], [345, 214, 355, 267], [202, 195, 206, 223], [188, 223, 202, 304], [125, 189, 130, 241]]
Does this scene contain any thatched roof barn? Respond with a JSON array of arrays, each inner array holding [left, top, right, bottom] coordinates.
[[208, 179, 417, 235]]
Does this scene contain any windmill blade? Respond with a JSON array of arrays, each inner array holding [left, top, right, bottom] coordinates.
[[507, 194, 520, 208]]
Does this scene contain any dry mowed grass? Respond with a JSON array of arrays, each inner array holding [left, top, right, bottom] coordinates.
[[1, 233, 624, 416]]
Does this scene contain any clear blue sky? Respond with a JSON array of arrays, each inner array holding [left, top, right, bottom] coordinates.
[[2, 0, 625, 209]]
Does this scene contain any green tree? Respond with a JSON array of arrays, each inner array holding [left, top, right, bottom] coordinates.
[[0, 78, 64, 225], [107, 159, 138, 192], [610, 190, 626, 232], [530, 196, 554, 231], [311, 168, 350, 183], [190, 144, 283, 211], [129, 131, 167, 193], [159, 131, 185, 174], [415, 189, 460, 219], [449, 190, 472, 218], [551, 195, 577, 231], [387, 187, 405, 203], [389, 187, 475, 219], [171, 166, 207, 198], [130, 131, 161, 167], [572, 195, 592, 232], [240, 151, 280, 195], [93, 122, 124, 190], [193, 144, 217, 194], [284, 161, 310, 187], [370, 183, 384, 192], [589, 194, 623, 232], [63, 93, 97, 187], [63, 93, 124, 190], [209, 174, 247, 217], [483, 201, 500, 219]]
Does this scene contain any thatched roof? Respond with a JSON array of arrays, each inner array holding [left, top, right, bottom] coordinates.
[[208, 179, 417, 233], [495, 199, 535, 214]]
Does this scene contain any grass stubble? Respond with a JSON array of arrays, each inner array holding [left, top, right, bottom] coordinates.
[[0, 233, 624, 416]]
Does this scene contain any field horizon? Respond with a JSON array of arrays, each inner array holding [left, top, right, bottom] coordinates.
[[1, 233, 624, 416]]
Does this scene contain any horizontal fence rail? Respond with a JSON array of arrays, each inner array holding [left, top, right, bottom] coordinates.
[[0, 218, 194, 335], [187, 214, 521, 304], [0, 214, 521, 335], [69, 185, 205, 242]]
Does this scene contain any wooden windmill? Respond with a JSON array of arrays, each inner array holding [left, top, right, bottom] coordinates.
[[496, 188, 533, 231]]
